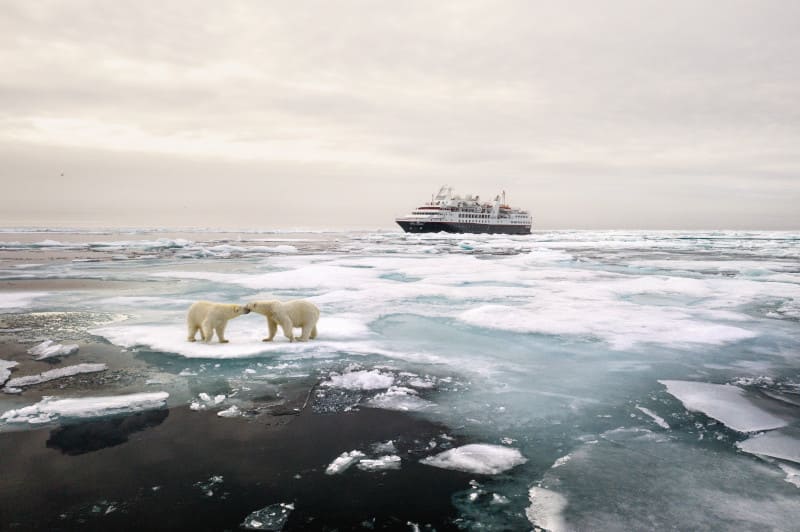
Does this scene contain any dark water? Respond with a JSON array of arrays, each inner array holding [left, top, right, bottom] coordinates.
[[1, 407, 472, 531]]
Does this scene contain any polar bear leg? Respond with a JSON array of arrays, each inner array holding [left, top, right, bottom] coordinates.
[[298, 324, 313, 342], [279, 317, 294, 342], [201, 320, 215, 343], [263, 317, 278, 342], [309, 324, 317, 340], [188, 323, 200, 342], [216, 323, 228, 343]]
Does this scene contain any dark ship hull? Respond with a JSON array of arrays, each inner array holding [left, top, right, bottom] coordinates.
[[396, 220, 531, 235]]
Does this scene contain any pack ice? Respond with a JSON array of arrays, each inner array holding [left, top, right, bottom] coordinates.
[[421, 444, 526, 474]]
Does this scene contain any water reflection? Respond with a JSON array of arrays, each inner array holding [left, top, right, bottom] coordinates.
[[46, 409, 169, 455]]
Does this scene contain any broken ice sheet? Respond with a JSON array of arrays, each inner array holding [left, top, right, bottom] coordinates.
[[241, 502, 294, 530]]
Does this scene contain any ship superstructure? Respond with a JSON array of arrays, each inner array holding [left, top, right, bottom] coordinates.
[[395, 185, 532, 234]]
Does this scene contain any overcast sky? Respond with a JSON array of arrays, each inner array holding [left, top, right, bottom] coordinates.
[[1, 0, 798, 229]]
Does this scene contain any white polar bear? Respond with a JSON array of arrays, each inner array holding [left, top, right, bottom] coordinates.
[[244, 300, 319, 342], [186, 301, 250, 343]]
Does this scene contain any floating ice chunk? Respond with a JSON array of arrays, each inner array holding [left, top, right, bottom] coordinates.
[[779, 464, 800, 488], [371, 440, 398, 454], [660, 380, 788, 433], [0, 359, 17, 386], [322, 370, 394, 390], [0, 392, 169, 424], [526, 487, 568, 532], [736, 429, 800, 464], [420, 444, 527, 474], [5, 363, 107, 389], [194, 475, 224, 497], [27, 340, 80, 360], [241, 502, 294, 530], [366, 386, 434, 412], [217, 405, 241, 418], [356, 455, 401, 471], [552, 454, 572, 468], [325, 450, 366, 474], [636, 405, 670, 429]]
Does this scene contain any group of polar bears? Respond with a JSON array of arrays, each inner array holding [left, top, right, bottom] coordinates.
[[187, 300, 320, 344]]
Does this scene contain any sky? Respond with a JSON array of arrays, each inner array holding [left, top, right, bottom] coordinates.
[[1, 0, 798, 230]]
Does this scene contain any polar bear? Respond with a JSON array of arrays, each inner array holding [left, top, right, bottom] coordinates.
[[244, 300, 319, 342], [187, 301, 250, 343]]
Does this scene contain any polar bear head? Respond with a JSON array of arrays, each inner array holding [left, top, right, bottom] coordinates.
[[244, 300, 279, 317], [232, 304, 250, 316]]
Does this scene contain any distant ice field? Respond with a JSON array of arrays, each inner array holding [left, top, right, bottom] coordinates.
[[1, 229, 800, 530]]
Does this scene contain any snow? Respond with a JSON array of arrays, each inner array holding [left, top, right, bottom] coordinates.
[[356, 455, 401, 471], [322, 369, 394, 390], [660, 380, 788, 433], [0, 359, 17, 386], [636, 405, 670, 429], [779, 464, 800, 488], [0, 291, 48, 310], [217, 405, 241, 418], [4, 363, 107, 388], [736, 429, 800, 464], [420, 444, 527, 474], [27, 340, 80, 360], [325, 450, 366, 475], [0, 392, 169, 424], [526, 487, 568, 532]]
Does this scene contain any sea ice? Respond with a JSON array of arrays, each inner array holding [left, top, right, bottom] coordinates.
[[325, 450, 366, 474], [217, 405, 241, 418], [660, 380, 788, 433], [779, 464, 800, 488], [27, 340, 80, 360], [0, 359, 17, 386], [420, 444, 527, 475], [736, 429, 800, 464], [636, 405, 670, 429], [356, 455, 401, 471], [0, 391, 169, 424], [322, 370, 394, 390], [366, 386, 435, 412], [241, 502, 294, 531], [0, 291, 48, 310], [4, 363, 107, 389], [526, 487, 568, 532]]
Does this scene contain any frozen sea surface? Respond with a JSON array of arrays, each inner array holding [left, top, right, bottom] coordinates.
[[1, 228, 800, 529]]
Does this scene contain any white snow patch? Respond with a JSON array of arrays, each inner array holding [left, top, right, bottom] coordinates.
[[779, 463, 800, 488], [0, 291, 48, 310], [552, 454, 572, 468], [325, 450, 366, 474], [420, 444, 526, 474], [4, 363, 107, 388], [526, 487, 568, 532], [0, 391, 169, 424], [27, 340, 80, 360], [356, 455, 401, 471], [322, 370, 394, 390], [636, 405, 670, 429], [217, 405, 241, 418], [736, 430, 800, 464], [660, 380, 788, 433]]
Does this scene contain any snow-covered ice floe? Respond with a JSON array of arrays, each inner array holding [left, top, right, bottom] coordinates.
[[241, 502, 294, 530], [90, 316, 369, 359], [356, 455, 401, 471], [321, 369, 394, 390], [0, 359, 17, 386], [4, 363, 107, 389], [0, 392, 169, 425], [660, 380, 788, 433], [0, 291, 48, 310], [420, 444, 526, 475], [736, 429, 800, 464], [526, 487, 568, 532], [27, 339, 80, 360], [325, 450, 366, 475], [636, 405, 670, 429], [366, 386, 435, 412]]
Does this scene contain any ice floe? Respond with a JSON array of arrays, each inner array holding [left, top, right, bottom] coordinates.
[[0, 391, 169, 424], [321, 369, 394, 390], [217, 405, 241, 418], [366, 386, 435, 412], [0, 291, 48, 310], [27, 339, 80, 360], [526, 487, 568, 532], [636, 405, 670, 429], [241, 502, 294, 530], [4, 363, 107, 389], [420, 444, 527, 474], [356, 455, 401, 471], [660, 380, 788, 433], [325, 450, 366, 475], [0, 359, 17, 386], [736, 429, 800, 464]]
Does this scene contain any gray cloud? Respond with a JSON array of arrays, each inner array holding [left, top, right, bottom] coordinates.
[[1, 0, 798, 229]]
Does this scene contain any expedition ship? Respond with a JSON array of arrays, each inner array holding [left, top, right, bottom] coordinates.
[[396, 185, 532, 234]]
